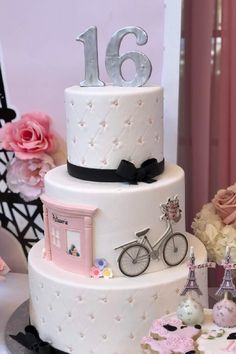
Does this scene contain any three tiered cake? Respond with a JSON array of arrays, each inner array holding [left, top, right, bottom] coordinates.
[[28, 85, 208, 354]]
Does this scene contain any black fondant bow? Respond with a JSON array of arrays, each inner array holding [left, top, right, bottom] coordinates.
[[116, 158, 160, 184], [10, 325, 67, 353]]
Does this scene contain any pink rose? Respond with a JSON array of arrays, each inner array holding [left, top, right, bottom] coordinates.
[[6, 155, 55, 201], [0, 112, 56, 159], [212, 189, 236, 224]]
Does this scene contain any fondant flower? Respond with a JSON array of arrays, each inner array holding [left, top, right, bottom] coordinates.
[[6, 155, 55, 201], [0, 112, 56, 159], [95, 258, 107, 270], [90, 266, 102, 279], [212, 189, 236, 224], [102, 267, 113, 279]]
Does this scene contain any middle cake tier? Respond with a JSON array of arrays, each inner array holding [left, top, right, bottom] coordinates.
[[43, 163, 187, 277]]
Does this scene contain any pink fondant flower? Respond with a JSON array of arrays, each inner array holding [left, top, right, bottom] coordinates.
[[212, 189, 236, 224], [90, 266, 102, 279], [0, 112, 56, 159], [6, 155, 55, 201]]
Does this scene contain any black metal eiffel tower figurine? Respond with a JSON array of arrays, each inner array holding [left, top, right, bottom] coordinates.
[[216, 246, 236, 298], [180, 246, 203, 296], [0, 63, 43, 258]]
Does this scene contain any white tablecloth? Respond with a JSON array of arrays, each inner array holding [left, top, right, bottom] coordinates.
[[0, 273, 29, 354]]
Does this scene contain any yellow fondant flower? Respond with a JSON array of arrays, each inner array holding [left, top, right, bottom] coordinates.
[[102, 267, 113, 279]]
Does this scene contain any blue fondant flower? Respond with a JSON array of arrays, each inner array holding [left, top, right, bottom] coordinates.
[[95, 258, 107, 270]]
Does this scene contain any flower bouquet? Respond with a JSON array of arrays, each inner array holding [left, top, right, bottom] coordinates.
[[0, 112, 66, 256], [0, 112, 66, 201], [192, 185, 236, 264]]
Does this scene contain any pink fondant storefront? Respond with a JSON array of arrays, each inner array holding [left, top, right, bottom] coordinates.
[[41, 194, 97, 276]]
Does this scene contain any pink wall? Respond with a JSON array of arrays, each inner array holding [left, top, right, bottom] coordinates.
[[0, 1, 164, 137]]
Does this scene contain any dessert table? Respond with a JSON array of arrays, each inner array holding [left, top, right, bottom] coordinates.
[[0, 273, 29, 354]]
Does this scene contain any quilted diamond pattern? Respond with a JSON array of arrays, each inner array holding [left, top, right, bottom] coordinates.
[[65, 87, 163, 169]]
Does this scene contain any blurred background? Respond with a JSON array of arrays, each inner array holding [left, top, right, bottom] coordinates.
[[179, 0, 236, 230]]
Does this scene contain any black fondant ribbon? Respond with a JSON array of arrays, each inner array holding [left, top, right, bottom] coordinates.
[[67, 158, 164, 184], [10, 325, 67, 353]]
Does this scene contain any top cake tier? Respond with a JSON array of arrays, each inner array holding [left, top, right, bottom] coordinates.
[[65, 86, 163, 170]]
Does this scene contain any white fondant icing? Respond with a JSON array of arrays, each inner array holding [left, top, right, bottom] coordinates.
[[65, 86, 163, 169], [45, 163, 186, 276], [29, 237, 208, 354]]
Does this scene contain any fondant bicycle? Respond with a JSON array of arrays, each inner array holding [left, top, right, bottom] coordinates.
[[115, 196, 188, 277]]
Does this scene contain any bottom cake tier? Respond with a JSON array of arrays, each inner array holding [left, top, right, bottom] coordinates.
[[29, 236, 208, 354]]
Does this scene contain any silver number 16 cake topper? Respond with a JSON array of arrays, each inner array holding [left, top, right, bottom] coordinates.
[[77, 26, 152, 87]]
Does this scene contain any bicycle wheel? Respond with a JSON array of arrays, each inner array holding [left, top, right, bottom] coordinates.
[[118, 244, 150, 277], [162, 233, 188, 267]]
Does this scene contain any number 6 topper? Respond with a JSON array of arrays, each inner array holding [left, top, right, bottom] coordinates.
[[105, 26, 152, 87]]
